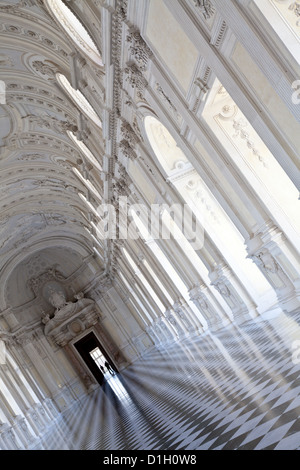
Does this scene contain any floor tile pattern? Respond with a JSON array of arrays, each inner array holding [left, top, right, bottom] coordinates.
[[33, 311, 300, 450]]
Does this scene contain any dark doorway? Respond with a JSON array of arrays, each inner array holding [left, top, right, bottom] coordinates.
[[74, 332, 117, 385]]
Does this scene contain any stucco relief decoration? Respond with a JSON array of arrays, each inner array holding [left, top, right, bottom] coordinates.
[[18, 153, 45, 161], [119, 139, 137, 161], [273, 0, 300, 27], [124, 63, 148, 92], [28, 267, 65, 297], [42, 286, 84, 326], [217, 103, 268, 168], [155, 83, 181, 123], [232, 119, 267, 167], [186, 177, 219, 223], [42, 284, 98, 346], [47, 286, 70, 311], [32, 59, 59, 80], [251, 251, 279, 274], [121, 119, 139, 147], [289, 2, 300, 24], [193, 0, 215, 20], [24, 113, 78, 134], [0, 54, 14, 67], [126, 30, 152, 71], [0, 1, 29, 13]]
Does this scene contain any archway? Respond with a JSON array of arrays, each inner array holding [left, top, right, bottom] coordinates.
[[144, 115, 276, 313]]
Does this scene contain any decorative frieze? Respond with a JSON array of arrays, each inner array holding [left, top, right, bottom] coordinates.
[[25, 113, 78, 134]]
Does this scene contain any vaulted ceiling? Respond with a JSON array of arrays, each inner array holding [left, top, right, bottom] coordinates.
[[0, 0, 105, 311]]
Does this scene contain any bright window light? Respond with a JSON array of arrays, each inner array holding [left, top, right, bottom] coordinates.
[[122, 248, 165, 313], [56, 73, 102, 128], [79, 193, 100, 218], [68, 131, 102, 172], [46, 0, 103, 66], [72, 167, 102, 202]]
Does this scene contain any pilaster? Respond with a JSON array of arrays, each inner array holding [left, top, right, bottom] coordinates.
[[209, 263, 259, 324], [189, 283, 226, 331], [247, 222, 300, 312]]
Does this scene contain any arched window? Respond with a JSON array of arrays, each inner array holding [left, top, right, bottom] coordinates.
[[72, 167, 102, 202], [45, 0, 103, 66], [144, 115, 190, 176], [129, 209, 207, 327], [202, 78, 300, 241], [252, 0, 300, 66], [122, 247, 166, 314], [118, 270, 153, 324], [56, 73, 102, 128], [68, 131, 102, 172], [144, 115, 273, 305]]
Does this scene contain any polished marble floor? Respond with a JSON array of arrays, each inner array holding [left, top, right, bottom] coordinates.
[[33, 310, 300, 450]]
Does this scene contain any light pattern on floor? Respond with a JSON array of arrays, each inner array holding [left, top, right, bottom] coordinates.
[[33, 311, 300, 450]]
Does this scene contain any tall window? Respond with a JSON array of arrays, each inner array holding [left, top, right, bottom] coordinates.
[[68, 131, 102, 172], [89, 347, 106, 371], [144, 115, 273, 304], [56, 73, 102, 128], [202, 78, 300, 242], [46, 0, 103, 66]]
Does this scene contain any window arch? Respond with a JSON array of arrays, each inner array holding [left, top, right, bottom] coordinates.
[[56, 73, 102, 128], [144, 115, 189, 176], [45, 0, 103, 66], [68, 131, 102, 172], [72, 167, 102, 202], [129, 209, 208, 327], [122, 247, 166, 314], [144, 115, 274, 305], [202, 78, 300, 241]]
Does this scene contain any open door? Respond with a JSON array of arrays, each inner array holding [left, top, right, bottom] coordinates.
[[74, 332, 117, 385]]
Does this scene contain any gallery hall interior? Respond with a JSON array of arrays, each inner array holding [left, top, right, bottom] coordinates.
[[0, 0, 299, 451]]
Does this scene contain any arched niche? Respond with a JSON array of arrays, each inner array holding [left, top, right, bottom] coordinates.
[[0, 238, 93, 311]]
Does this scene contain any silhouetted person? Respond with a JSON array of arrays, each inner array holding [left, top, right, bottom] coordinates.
[[105, 361, 115, 376]]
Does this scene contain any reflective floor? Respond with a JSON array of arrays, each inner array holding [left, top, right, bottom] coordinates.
[[34, 310, 300, 450]]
